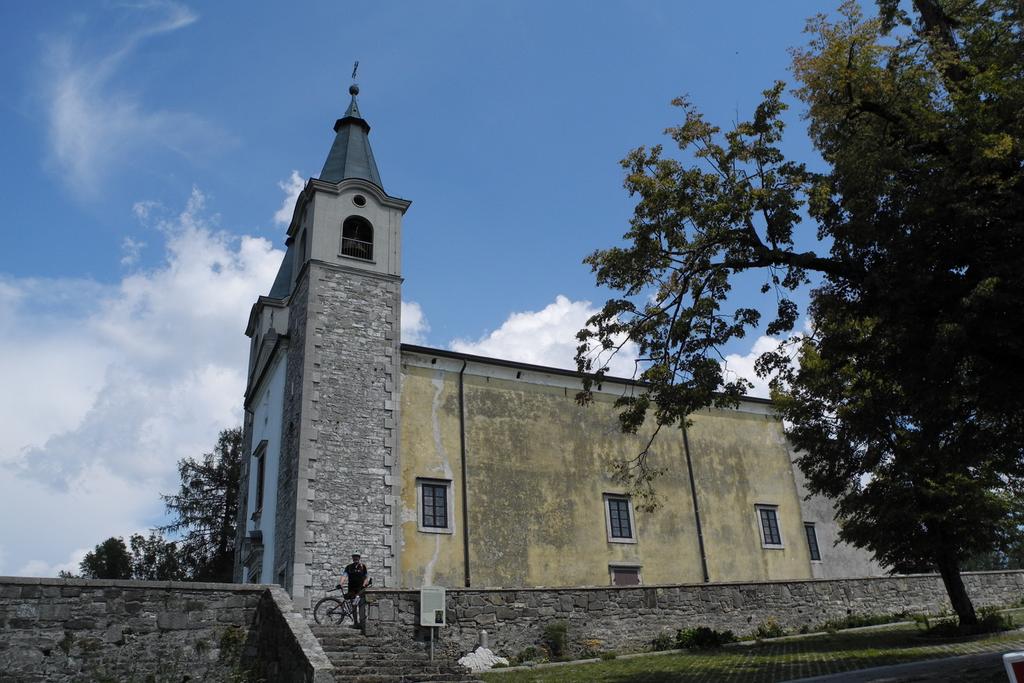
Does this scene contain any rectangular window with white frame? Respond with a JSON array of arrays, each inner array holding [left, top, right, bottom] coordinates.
[[804, 522, 822, 561], [417, 478, 454, 534], [756, 504, 784, 548], [604, 494, 637, 543]]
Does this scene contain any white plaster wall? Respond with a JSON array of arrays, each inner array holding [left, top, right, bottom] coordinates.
[[310, 184, 402, 276], [247, 352, 288, 582], [790, 459, 886, 578]]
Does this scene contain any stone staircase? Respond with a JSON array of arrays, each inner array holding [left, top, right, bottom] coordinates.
[[310, 625, 482, 683]]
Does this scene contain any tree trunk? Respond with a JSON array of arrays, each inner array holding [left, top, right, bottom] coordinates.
[[935, 553, 978, 626]]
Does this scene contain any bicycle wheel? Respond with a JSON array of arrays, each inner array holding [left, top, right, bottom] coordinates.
[[313, 597, 347, 625]]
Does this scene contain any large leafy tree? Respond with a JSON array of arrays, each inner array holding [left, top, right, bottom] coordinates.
[[577, 0, 1023, 626], [73, 533, 186, 580], [129, 532, 187, 581], [78, 537, 133, 579], [160, 427, 242, 582]]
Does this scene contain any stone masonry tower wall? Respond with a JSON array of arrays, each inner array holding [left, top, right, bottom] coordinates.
[[299, 261, 403, 601], [281, 173, 410, 609]]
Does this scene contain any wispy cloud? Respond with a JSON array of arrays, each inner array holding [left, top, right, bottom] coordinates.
[[40, 1, 224, 197]]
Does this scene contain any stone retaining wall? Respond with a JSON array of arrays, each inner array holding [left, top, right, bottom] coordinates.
[[364, 570, 1024, 657], [0, 577, 332, 683], [250, 585, 334, 682]]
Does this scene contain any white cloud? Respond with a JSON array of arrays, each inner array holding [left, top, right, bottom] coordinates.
[[18, 548, 89, 579], [274, 171, 306, 226], [720, 335, 782, 399], [401, 301, 429, 344], [721, 328, 806, 399], [0, 188, 282, 575], [450, 295, 640, 378], [41, 2, 224, 197]]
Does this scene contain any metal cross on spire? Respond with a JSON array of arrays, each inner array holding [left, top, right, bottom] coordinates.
[[348, 61, 361, 98]]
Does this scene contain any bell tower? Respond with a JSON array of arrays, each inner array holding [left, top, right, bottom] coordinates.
[[277, 83, 411, 605]]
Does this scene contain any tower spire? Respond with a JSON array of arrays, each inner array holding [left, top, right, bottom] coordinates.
[[319, 68, 383, 188]]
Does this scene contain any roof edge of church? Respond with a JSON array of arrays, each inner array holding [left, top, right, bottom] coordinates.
[[399, 343, 775, 406]]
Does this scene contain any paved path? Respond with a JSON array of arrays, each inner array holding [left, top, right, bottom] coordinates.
[[782, 651, 1007, 683], [782, 649, 1015, 682], [486, 628, 1024, 682]]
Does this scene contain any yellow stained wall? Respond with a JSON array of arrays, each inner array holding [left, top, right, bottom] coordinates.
[[398, 361, 811, 588], [687, 409, 813, 582]]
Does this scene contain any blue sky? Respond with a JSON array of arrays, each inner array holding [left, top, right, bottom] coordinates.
[[0, 1, 831, 576]]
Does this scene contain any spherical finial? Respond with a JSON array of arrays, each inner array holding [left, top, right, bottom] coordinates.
[[349, 84, 360, 97]]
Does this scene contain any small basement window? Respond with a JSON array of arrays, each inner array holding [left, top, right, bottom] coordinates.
[[341, 216, 373, 260], [609, 565, 642, 586]]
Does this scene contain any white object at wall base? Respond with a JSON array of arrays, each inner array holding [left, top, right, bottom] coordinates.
[[459, 647, 509, 673]]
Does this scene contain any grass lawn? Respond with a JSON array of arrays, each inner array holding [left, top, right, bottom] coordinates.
[[483, 611, 1024, 683]]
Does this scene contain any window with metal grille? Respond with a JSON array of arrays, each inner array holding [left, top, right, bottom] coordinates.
[[804, 523, 822, 561], [606, 497, 630, 540], [757, 506, 783, 547], [421, 482, 448, 529], [341, 216, 373, 260]]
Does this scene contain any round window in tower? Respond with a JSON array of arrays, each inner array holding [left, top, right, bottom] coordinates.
[[352, 194, 367, 207]]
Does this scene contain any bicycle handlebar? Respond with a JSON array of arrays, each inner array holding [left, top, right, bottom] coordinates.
[[328, 578, 374, 593]]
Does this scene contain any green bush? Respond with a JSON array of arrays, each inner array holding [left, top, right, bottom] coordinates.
[[579, 638, 604, 658], [599, 651, 617, 660], [513, 645, 548, 664], [916, 607, 1013, 637], [820, 612, 909, 631], [753, 618, 786, 639], [542, 621, 568, 658], [911, 613, 933, 631], [977, 607, 1014, 633], [650, 632, 675, 651], [676, 626, 737, 649]]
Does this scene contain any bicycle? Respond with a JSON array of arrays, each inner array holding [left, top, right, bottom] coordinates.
[[313, 578, 372, 626]]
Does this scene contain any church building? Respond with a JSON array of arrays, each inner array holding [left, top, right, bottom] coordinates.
[[233, 86, 880, 609]]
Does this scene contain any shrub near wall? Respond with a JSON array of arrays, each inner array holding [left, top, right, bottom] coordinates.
[[363, 570, 1024, 658], [0, 577, 264, 682]]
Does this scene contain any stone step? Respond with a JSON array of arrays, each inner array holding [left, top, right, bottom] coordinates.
[[325, 655, 438, 663], [310, 623, 481, 683], [326, 657, 444, 668], [324, 651, 433, 661], [329, 664, 458, 675], [314, 633, 418, 646], [332, 675, 479, 683], [317, 637, 419, 649], [318, 642, 426, 651], [327, 659, 469, 671]]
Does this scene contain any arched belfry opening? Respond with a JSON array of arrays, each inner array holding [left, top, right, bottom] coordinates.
[[342, 215, 373, 260]]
